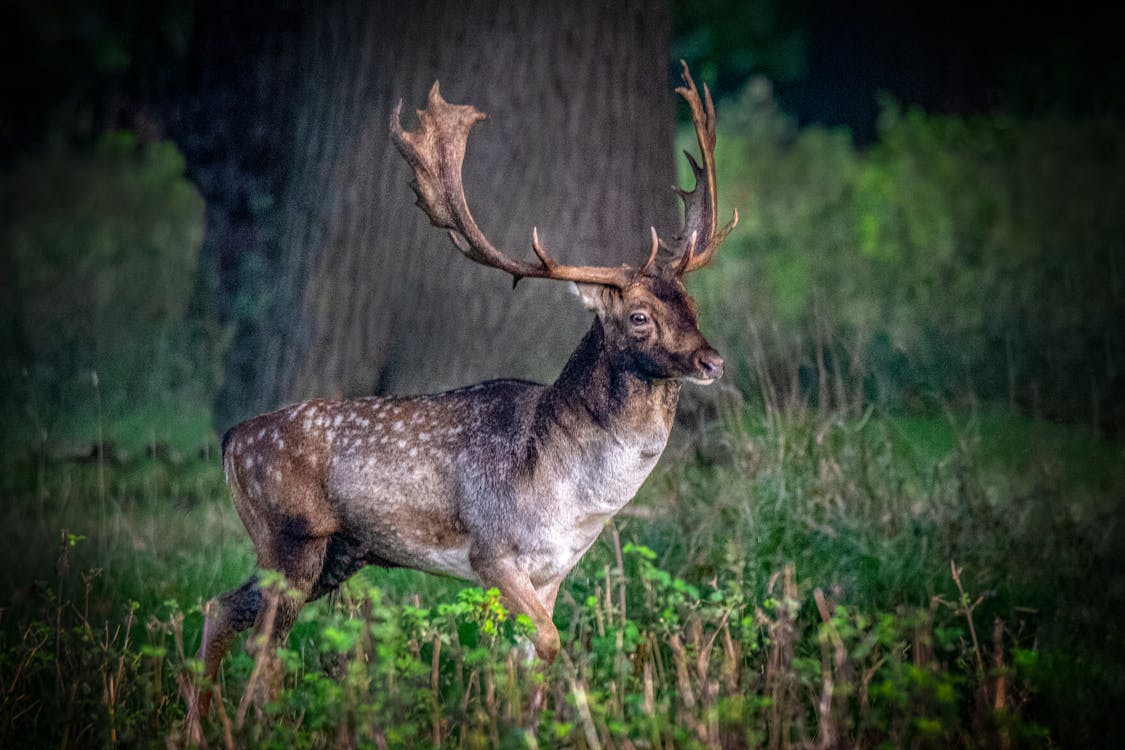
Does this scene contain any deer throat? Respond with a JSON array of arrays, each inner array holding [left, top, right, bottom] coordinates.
[[531, 319, 680, 516]]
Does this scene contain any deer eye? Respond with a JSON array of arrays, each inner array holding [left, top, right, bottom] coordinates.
[[629, 312, 649, 326]]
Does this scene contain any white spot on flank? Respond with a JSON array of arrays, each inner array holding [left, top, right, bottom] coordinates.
[[419, 432, 430, 441], [257, 429, 266, 439], [409, 447, 417, 458], [393, 420, 404, 431], [397, 439, 406, 449], [277, 439, 285, 449], [303, 419, 312, 431], [333, 414, 343, 427]]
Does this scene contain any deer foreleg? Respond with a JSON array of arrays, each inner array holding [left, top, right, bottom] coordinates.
[[536, 579, 562, 615], [474, 559, 561, 663]]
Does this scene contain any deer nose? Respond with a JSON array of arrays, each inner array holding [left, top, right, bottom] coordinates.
[[694, 348, 724, 380]]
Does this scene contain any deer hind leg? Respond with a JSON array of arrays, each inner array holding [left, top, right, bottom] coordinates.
[[195, 576, 264, 716], [308, 530, 400, 602], [240, 523, 330, 708]]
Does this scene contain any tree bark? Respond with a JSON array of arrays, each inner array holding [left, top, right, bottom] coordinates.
[[177, 0, 674, 428]]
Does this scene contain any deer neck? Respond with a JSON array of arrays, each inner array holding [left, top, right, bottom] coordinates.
[[535, 318, 681, 451]]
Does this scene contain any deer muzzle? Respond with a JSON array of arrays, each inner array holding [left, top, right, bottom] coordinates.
[[688, 346, 724, 384]]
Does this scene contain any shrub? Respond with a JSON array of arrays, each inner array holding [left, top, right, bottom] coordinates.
[[691, 80, 1125, 430]]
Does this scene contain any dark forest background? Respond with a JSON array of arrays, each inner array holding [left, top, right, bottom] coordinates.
[[2, 0, 1122, 442], [2, 1, 1124, 747]]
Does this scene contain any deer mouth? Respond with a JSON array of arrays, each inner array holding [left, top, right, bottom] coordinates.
[[684, 348, 724, 385]]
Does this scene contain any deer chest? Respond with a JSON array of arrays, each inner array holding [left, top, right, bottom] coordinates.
[[516, 427, 668, 586]]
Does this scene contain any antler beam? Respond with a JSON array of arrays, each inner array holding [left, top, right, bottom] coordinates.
[[391, 82, 639, 288]]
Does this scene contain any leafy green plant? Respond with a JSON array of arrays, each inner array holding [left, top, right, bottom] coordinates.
[[5, 399, 1121, 746]]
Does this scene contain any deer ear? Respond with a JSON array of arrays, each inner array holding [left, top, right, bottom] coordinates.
[[570, 282, 607, 314]]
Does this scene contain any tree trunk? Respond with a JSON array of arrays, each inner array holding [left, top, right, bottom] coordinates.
[[177, 0, 674, 428]]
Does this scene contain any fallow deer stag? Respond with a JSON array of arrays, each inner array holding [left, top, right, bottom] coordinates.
[[197, 62, 737, 710]]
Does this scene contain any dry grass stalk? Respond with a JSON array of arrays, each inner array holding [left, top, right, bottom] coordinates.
[[668, 633, 698, 737], [763, 564, 800, 750], [948, 561, 985, 678], [430, 633, 443, 746], [235, 584, 280, 727], [560, 652, 601, 750], [992, 616, 1011, 750], [813, 588, 851, 750]]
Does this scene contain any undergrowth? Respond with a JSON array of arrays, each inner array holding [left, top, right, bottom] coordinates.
[[1, 406, 1121, 747]]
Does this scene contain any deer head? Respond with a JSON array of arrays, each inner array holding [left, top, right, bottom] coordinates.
[[390, 60, 737, 388], [569, 266, 724, 385]]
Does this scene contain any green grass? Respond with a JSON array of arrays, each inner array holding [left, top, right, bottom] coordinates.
[[1, 404, 1121, 747]]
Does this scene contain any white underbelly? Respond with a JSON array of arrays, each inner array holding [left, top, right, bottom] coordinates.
[[416, 543, 477, 582]]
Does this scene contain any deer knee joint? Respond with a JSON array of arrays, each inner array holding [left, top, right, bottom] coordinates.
[[536, 622, 561, 664]]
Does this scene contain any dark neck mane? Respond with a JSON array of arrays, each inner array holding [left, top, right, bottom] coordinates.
[[535, 318, 681, 437]]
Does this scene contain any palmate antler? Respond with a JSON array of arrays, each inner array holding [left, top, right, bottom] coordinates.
[[662, 60, 739, 274], [390, 64, 733, 287], [390, 83, 651, 289]]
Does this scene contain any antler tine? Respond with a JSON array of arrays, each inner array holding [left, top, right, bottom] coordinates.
[[674, 231, 698, 276], [531, 227, 557, 270], [391, 82, 635, 289], [663, 60, 738, 276], [632, 227, 660, 279]]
